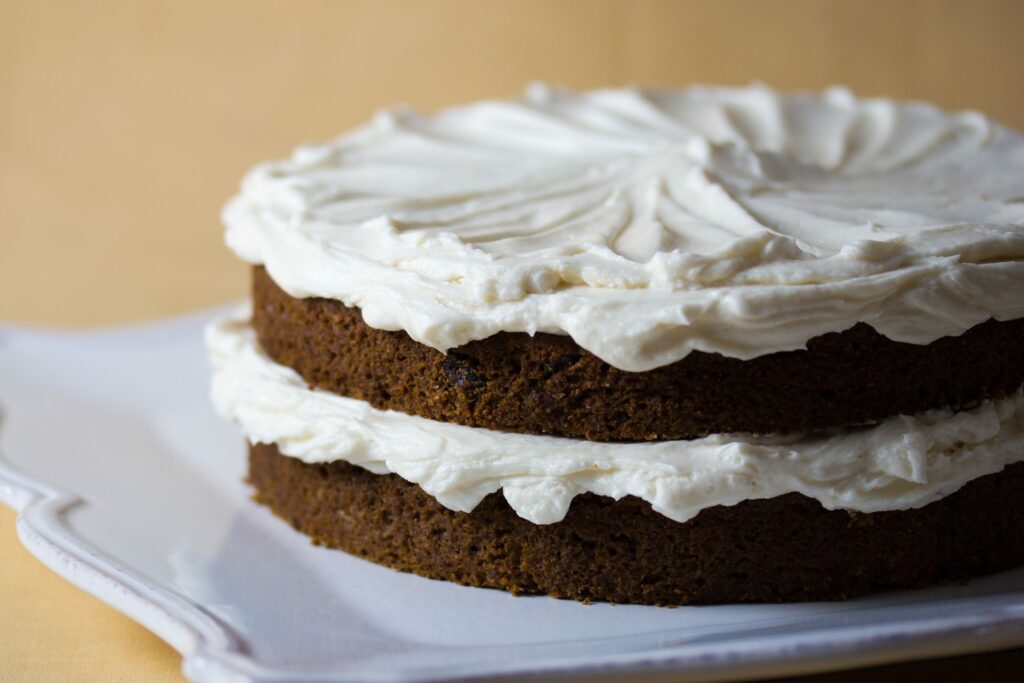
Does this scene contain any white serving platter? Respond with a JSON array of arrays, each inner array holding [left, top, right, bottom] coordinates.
[[2, 309, 1024, 683]]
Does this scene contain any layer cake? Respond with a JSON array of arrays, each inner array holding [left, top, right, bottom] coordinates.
[[209, 85, 1024, 604]]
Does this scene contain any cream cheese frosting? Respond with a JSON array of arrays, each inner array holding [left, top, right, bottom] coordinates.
[[208, 311, 1024, 524], [223, 84, 1024, 371]]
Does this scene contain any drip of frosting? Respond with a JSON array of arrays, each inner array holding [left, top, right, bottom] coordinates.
[[223, 84, 1024, 371], [208, 311, 1024, 524]]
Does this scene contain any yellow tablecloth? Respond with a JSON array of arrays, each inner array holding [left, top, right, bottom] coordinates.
[[0, 508, 185, 682]]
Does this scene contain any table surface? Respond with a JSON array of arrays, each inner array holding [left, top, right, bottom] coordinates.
[[0, 508, 185, 683], [3, 1, 1024, 680]]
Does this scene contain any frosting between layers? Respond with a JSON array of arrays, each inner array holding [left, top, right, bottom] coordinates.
[[223, 84, 1024, 371], [208, 311, 1024, 524]]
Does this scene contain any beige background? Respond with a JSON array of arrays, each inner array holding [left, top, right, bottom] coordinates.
[[4, 0, 1024, 327], [3, 1, 1024, 681]]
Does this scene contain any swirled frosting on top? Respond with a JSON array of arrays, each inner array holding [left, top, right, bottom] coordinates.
[[224, 84, 1024, 371]]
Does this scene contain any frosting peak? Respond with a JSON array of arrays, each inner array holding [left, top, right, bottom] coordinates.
[[224, 85, 1024, 371]]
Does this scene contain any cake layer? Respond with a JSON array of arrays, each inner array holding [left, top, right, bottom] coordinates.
[[249, 443, 1024, 605], [254, 266, 1024, 440], [225, 86, 1024, 373], [209, 310, 1024, 525]]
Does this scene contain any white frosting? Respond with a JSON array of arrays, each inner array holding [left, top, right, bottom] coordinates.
[[208, 311, 1024, 524], [223, 84, 1024, 371]]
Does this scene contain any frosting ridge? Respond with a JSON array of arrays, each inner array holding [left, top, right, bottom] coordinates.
[[224, 85, 1024, 371]]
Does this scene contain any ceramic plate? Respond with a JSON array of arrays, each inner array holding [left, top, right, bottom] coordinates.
[[2, 309, 1024, 683]]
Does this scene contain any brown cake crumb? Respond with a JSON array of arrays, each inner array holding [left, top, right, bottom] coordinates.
[[249, 443, 1024, 605], [253, 266, 1024, 442]]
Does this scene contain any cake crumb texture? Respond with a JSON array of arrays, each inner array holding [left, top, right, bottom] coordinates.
[[253, 266, 1024, 442], [249, 443, 1024, 605]]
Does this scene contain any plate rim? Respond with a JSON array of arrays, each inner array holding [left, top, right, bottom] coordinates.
[[3, 315, 1024, 683]]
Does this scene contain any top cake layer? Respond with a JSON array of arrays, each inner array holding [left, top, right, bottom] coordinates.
[[224, 85, 1024, 371]]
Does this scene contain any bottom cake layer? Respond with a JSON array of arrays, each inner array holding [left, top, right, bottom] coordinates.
[[249, 443, 1024, 605]]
